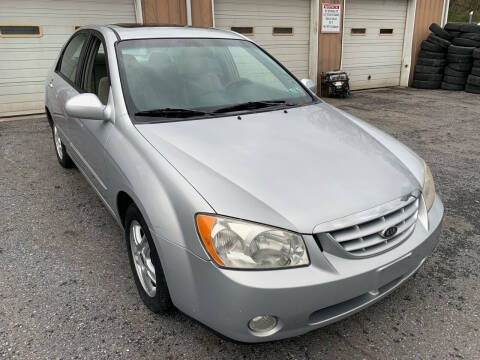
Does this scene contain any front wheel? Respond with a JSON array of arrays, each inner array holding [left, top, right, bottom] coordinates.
[[52, 124, 74, 168], [125, 204, 173, 313]]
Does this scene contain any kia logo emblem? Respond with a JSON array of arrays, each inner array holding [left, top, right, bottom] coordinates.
[[381, 226, 398, 238]]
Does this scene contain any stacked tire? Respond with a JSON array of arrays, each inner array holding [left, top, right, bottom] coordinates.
[[466, 48, 480, 94], [412, 24, 451, 89], [442, 44, 474, 91], [441, 22, 479, 91], [451, 23, 480, 48]]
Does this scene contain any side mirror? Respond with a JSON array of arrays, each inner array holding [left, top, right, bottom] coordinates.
[[301, 78, 317, 93], [65, 93, 110, 121]]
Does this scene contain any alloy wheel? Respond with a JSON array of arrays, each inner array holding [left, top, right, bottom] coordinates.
[[129, 220, 157, 297], [53, 125, 63, 160]]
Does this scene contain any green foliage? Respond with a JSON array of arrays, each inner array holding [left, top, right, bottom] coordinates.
[[449, 0, 480, 23]]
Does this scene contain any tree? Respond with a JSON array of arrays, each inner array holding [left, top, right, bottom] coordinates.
[[449, 0, 480, 23]]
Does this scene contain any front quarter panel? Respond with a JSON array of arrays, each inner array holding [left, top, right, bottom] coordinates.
[[103, 112, 213, 260]]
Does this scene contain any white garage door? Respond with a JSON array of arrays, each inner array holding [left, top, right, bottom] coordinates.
[[214, 0, 311, 80], [0, 0, 136, 117], [342, 0, 408, 90]]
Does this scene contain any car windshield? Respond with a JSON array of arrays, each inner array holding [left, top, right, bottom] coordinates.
[[116, 38, 314, 122]]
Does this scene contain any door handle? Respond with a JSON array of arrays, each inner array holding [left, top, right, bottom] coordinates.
[[49, 80, 54, 88]]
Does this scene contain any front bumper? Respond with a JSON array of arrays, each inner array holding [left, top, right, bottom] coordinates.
[[157, 196, 444, 343]]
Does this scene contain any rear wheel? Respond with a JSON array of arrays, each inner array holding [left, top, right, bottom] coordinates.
[[52, 124, 74, 168], [125, 204, 173, 313]]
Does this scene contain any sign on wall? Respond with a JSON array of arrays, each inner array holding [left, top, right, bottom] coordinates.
[[321, 3, 341, 33]]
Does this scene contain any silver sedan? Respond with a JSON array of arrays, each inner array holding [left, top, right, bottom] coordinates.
[[45, 24, 443, 342]]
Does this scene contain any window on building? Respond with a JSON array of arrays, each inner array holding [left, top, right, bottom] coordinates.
[[351, 28, 366, 35], [379, 28, 394, 35], [273, 27, 294, 36], [0, 25, 41, 37], [231, 26, 254, 35]]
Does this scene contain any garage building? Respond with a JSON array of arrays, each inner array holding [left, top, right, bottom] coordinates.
[[0, 0, 449, 117]]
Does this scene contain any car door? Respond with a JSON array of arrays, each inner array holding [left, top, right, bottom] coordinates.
[[68, 33, 114, 199], [48, 31, 90, 144]]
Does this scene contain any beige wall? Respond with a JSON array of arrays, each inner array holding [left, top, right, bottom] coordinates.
[[191, 0, 213, 27], [317, 0, 344, 94], [410, 0, 446, 84], [142, 0, 212, 26], [141, 0, 187, 24]]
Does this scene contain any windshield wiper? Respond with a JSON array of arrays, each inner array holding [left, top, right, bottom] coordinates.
[[212, 100, 294, 114], [134, 108, 212, 118]]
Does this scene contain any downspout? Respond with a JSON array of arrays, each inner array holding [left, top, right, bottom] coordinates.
[[186, 0, 192, 26]]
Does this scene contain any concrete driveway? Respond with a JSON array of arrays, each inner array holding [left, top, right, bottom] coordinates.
[[1, 87, 479, 359]]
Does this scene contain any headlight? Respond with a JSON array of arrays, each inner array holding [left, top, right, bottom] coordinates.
[[422, 160, 436, 211], [196, 214, 309, 269]]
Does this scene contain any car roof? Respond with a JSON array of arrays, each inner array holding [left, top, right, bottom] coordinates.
[[91, 23, 247, 41]]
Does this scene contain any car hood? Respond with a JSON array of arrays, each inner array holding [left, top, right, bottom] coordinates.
[[136, 103, 422, 234]]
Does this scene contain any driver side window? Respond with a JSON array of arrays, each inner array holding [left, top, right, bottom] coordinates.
[[58, 32, 88, 83], [83, 39, 110, 105]]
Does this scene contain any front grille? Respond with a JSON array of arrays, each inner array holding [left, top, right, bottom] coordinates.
[[327, 197, 419, 256]]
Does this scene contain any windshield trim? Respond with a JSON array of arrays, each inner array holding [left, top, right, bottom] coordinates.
[[114, 37, 319, 124]]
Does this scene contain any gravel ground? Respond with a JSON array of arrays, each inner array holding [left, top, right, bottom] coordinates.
[[1, 87, 479, 359]]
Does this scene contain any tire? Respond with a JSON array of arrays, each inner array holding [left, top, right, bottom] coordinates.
[[448, 45, 475, 55], [412, 79, 441, 89], [448, 62, 473, 72], [427, 34, 451, 49], [467, 74, 480, 87], [447, 53, 473, 63], [415, 65, 444, 74], [459, 24, 480, 34], [419, 50, 446, 59], [441, 82, 465, 91], [474, 49, 480, 60], [125, 204, 173, 314], [444, 22, 464, 32], [429, 23, 452, 40], [465, 83, 480, 94], [471, 67, 480, 77], [443, 75, 467, 85], [421, 40, 445, 53], [452, 37, 480, 47], [459, 32, 480, 42], [52, 124, 74, 168], [448, 31, 462, 38], [417, 58, 446, 66], [444, 66, 469, 77], [414, 72, 443, 81]]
